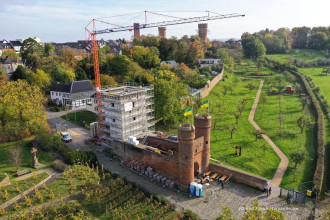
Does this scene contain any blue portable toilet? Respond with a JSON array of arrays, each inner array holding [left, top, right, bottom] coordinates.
[[196, 184, 203, 197], [189, 182, 197, 196]]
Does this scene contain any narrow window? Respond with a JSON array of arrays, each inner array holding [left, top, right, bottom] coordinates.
[[113, 119, 115, 122], [185, 156, 188, 159], [133, 117, 136, 121], [133, 102, 135, 107], [111, 103, 114, 107], [206, 141, 208, 144]]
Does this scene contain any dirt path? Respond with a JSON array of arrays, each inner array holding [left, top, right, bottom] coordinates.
[[248, 80, 289, 187]]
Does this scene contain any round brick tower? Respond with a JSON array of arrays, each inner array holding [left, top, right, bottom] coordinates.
[[178, 123, 195, 191], [198, 23, 208, 52], [134, 23, 140, 38], [158, 27, 166, 39], [194, 114, 211, 173]]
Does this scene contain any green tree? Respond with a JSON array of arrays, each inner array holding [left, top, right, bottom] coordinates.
[[1, 50, 19, 58], [50, 63, 75, 83], [308, 32, 327, 50], [154, 79, 188, 125], [250, 129, 264, 141], [264, 208, 285, 220], [108, 55, 131, 77], [29, 69, 52, 90], [44, 43, 54, 56], [322, 67, 330, 76], [226, 124, 237, 139], [290, 151, 306, 169], [0, 80, 49, 141], [296, 115, 312, 134], [74, 66, 88, 80], [241, 34, 266, 58], [99, 74, 117, 87], [11, 65, 32, 81], [20, 38, 44, 69], [292, 26, 311, 49], [242, 200, 263, 220], [216, 205, 236, 220]]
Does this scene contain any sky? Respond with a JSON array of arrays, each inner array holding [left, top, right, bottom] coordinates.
[[0, 0, 329, 43]]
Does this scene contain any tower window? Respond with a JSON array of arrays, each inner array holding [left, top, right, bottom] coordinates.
[[111, 103, 114, 107], [195, 149, 197, 153], [185, 156, 188, 159], [206, 141, 208, 144], [112, 119, 115, 122], [133, 117, 136, 121]]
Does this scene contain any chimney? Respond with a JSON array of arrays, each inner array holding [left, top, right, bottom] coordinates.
[[134, 23, 140, 38], [158, 27, 166, 39]]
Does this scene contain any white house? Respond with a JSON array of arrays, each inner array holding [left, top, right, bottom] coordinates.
[[198, 59, 222, 67], [160, 60, 178, 68], [50, 80, 94, 109]]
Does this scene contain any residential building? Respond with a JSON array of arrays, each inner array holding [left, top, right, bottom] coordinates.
[[50, 80, 94, 109], [9, 41, 22, 53], [97, 85, 154, 141], [160, 60, 178, 68], [0, 57, 23, 80], [198, 59, 222, 67]]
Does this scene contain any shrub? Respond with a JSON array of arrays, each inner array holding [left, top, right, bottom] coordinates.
[[57, 145, 71, 159], [52, 159, 69, 172], [182, 209, 199, 220], [66, 150, 98, 166], [35, 132, 63, 152]]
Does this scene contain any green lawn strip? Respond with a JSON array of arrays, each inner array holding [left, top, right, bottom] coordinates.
[[61, 110, 97, 129], [0, 138, 53, 179], [199, 74, 280, 179], [299, 67, 330, 103], [0, 172, 49, 206], [254, 78, 316, 189], [4, 165, 100, 216], [267, 49, 326, 63]]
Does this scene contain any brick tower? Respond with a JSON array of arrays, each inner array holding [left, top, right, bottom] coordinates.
[[198, 23, 208, 52], [194, 114, 211, 173], [158, 27, 166, 39], [134, 23, 140, 38], [178, 123, 195, 191]]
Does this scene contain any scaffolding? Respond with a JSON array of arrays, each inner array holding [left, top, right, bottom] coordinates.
[[97, 85, 155, 142]]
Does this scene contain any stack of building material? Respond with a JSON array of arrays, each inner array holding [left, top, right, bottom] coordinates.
[[128, 136, 140, 145]]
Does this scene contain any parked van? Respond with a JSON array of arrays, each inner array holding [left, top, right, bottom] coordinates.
[[60, 132, 72, 143]]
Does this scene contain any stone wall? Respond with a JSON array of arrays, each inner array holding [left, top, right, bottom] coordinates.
[[0, 174, 10, 188], [200, 68, 224, 98], [147, 136, 179, 153], [209, 163, 268, 190]]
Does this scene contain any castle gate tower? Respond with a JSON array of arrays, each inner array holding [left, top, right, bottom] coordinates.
[[178, 123, 195, 191], [194, 114, 211, 173]]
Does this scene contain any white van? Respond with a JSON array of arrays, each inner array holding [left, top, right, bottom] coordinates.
[[60, 132, 72, 143]]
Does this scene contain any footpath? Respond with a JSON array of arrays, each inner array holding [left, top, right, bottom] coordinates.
[[248, 80, 289, 187]]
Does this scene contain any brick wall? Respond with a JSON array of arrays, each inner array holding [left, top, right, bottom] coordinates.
[[0, 175, 10, 188], [209, 163, 268, 190], [200, 68, 224, 98], [147, 136, 178, 153]]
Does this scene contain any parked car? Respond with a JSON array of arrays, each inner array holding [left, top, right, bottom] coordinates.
[[60, 131, 72, 143]]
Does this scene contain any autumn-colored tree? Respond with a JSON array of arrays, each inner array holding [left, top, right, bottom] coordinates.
[[1, 50, 19, 58], [28, 69, 52, 90], [0, 80, 49, 142]]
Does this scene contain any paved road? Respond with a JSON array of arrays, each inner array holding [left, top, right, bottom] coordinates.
[[248, 80, 289, 187], [46, 109, 92, 151]]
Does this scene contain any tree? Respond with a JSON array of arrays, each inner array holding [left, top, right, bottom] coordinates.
[[322, 67, 330, 76], [237, 99, 248, 116], [1, 50, 19, 58], [296, 115, 313, 134], [154, 79, 188, 125], [74, 66, 88, 80], [300, 96, 310, 111], [29, 69, 52, 90], [241, 34, 266, 58], [290, 151, 306, 169], [308, 32, 327, 50], [99, 74, 117, 87], [20, 38, 44, 69], [250, 129, 264, 141], [8, 143, 23, 172], [245, 82, 255, 90], [263, 208, 285, 220], [0, 80, 49, 142], [292, 27, 311, 49], [44, 43, 54, 56], [11, 65, 32, 81], [216, 205, 235, 220], [242, 200, 263, 220], [232, 112, 241, 124], [226, 124, 237, 139]]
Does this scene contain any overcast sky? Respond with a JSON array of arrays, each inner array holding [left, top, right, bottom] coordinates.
[[0, 0, 329, 43]]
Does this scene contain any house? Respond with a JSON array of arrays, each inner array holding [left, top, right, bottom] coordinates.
[[0, 41, 14, 56], [9, 41, 22, 54], [198, 59, 222, 68], [50, 80, 95, 109], [0, 57, 23, 80], [160, 60, 178, 68]]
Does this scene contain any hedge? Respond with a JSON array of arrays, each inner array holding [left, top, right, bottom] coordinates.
[[265, 57, 326, 196]]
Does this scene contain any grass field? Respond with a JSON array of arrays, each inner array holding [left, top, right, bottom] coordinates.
[[0, 138, 53, 179], [198, 74, 280, 179], [299, 67, 330, 103], [254, 78, 316, 189], [267, 49, 326, 63], [61, 110, 97, 129]]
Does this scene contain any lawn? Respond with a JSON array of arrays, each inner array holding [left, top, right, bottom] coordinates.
[[61, 110, 97, 129], [299, 67, 330, 103], [254, 77, 316, 189], [0, 138, 53, 179], [267, 49, 326, 63], [199, 74, 281, 179]]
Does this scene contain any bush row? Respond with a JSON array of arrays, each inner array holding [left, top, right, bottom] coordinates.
[[265, 57, 326, 196]]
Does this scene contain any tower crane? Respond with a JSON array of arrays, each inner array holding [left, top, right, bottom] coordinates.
[[84, 11, 244, 131]]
